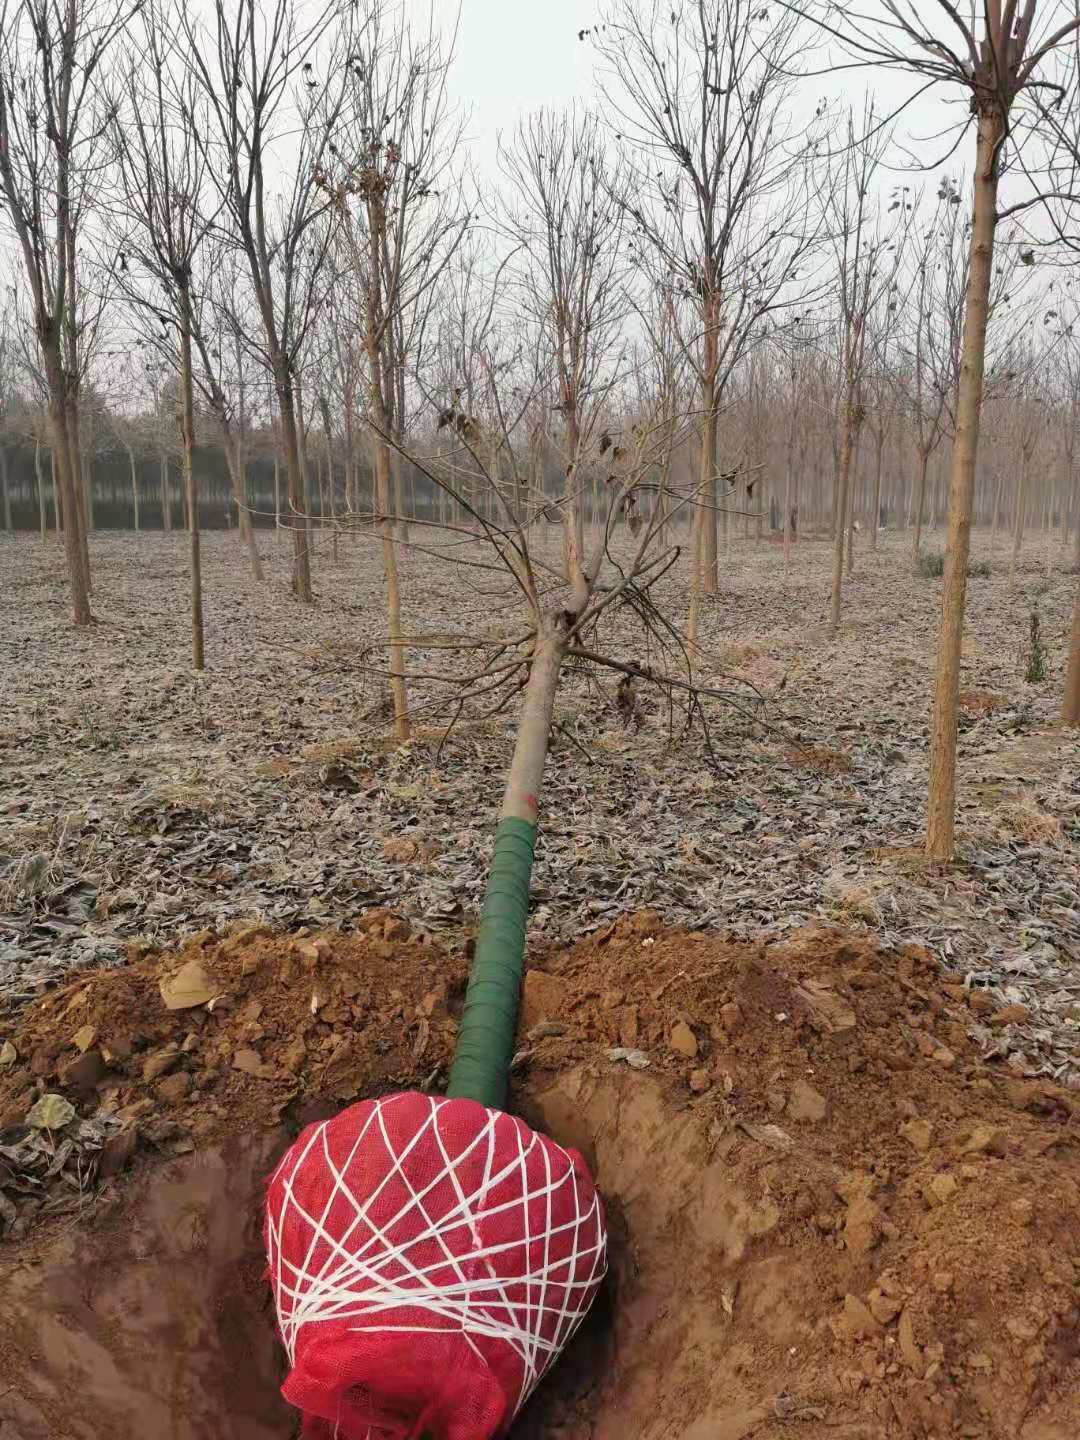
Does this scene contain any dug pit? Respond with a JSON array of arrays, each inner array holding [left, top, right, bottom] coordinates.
[[1, 917, 1079, 1439]]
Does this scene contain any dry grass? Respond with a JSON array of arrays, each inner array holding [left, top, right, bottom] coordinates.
[[994, 799, 1063, 846]]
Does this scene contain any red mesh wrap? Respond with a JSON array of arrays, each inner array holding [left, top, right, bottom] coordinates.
[[265, 1091, 607, 1440]]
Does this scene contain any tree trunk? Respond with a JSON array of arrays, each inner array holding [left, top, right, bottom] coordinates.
[[273, 437, 281, 539], [1062, 576, 1080, 726], [363, 195, 409, 741], [127, 446, 140, 531], [926, 108, 1003, 863], [222, 425, 263, 581], [870, 425, 885, 552], [160, 451, 172, 532], [446, 613, 567, 1109], [699, 378, 719, 597], [45, 365, 91, 624], [830, 378, 858, 634], [846, 429, 861, 576], [912, 447, 931, 567], [0, 448, 10, 530], [179, 290, 204, 671], [1009, 446, 1029, 589], [67, 400, 90, 595], [274, 376, 313, 602], [34, 436, 48, 539]]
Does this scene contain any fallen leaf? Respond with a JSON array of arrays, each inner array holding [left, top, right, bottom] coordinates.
[[26, 1093, 76, 1130]]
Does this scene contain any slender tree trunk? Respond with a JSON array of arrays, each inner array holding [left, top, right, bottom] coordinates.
[[846, 429, 861, 576], [273, 434, 281, 539], [912, 447, 931, 567], [274, 376, 313, 602], [699, 378, 719, 596], [179, 290, 204, 671], [991, 472, 1003, 548], [52, 448, 62, 535], [927, 108, 1003, 862], [67, 401, 90, 595], [160, 451, 172, 532], [1063, 576, 1080, 726], [222, 425, 263, 581], [0, 448, 10, 531], [45, 364, 91, 624], [127, 446, 140, 532], [870, 425, 885, 552], [363, 195, 409, 741], [830, 376, 858, 634], [1010, 445, 1030, 589], [446, 611, 568, 1109], [34, 436, 48, 539], [296, 377, 315, 558]]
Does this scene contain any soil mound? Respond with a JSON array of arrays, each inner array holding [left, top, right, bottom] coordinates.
[[1, 917, 1078, 1439]]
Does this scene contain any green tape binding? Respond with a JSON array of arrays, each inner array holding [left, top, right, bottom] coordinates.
[[446, 816, 538, 1110]]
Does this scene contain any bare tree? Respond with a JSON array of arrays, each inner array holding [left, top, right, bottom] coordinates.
[[110, 3, 222, 668], [595, 0, 826, 609], [182, 0, 348, 604], [500, 107, 627, 586], [786, 0, 1080, 859], [825, 103, 905, 632], [322, 1, 468, 739], [0, 0, 131, 620]]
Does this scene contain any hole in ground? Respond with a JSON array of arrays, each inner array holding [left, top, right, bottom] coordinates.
[[3, 1064, 1079, 1440]]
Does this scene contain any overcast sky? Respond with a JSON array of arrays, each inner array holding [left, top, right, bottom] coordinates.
[[430, 0, 959, 189]]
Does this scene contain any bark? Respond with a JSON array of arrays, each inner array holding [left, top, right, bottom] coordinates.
[[127, 445, 140, 531], [499, 615, 566, 823], [52, 448, 62, 534], [44, 360, 91, 624], [912, 448, 931, 567], [274, 375, 313, 601], [1063, 576, 1080, 726], [846, 430, 861, 576], [700, 296, 720, 594], [363, 194, 409, 742], [34, 436, 48, 539], [221, 425, 264, 581], [926, 108, 1003, 862], [68, 402, 90, 594], [160, 451, 172, 532], [870, 425, 885, 552], [1009, 445, 1029, 588], [829, 371, 858, 634], [272, 434, 281, 537], [0, 448, 10, 530], [179, 289, 204, 671]]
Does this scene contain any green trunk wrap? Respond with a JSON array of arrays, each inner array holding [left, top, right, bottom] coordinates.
[[446, 815, 538, 1109]]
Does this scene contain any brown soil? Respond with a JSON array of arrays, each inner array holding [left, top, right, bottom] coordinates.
[[2, 917, 1079, 1439]]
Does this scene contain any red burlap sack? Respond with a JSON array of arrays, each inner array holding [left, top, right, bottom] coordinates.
[[265, 1091, 607, 1440]]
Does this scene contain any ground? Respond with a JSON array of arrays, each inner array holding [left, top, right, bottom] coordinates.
[[2, 524, 1077, 1076], [0, 920, 1078, 1439], [0, 524, 1079, 1438]]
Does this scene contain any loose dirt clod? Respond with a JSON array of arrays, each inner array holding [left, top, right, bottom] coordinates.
[[1, 918, 1078, 1438]]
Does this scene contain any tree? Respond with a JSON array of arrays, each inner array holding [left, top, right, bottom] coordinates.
[[500, 107, 627, 585], [111, 2, 218, 668], [825, 103, 904, 632], [595, 0, 825, 606], [325, 0, 468, 738], [787, 0, 1080, 859], [0, 0, 130, 620], [182, 0, 348, 604]]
